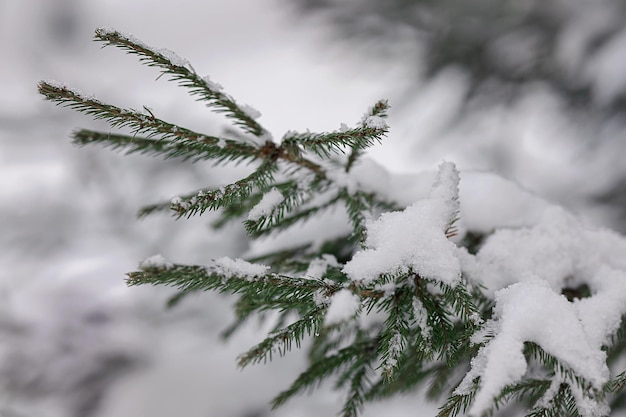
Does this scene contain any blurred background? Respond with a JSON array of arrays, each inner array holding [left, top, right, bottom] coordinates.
[[2, 0, 626, 416]]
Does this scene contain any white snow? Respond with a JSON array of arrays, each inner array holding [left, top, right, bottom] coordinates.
[[342, 162, 461, 285], [202, 75, 224, 92], [462, 205, 626, 299], [411, 297, 431, 339], [362, 115, 388, 130], [325, 289, 361, 325], [97, 27, 190, 68], [240, 104, 262, 120], [458, 280, 610, 417], [210, 257, 269, 280], [247, 188, 283, 221], [305, 254, 340, 280], [455, 200, 626, 416], [139, 254, 174, 271], [382, 331, 405, 374]]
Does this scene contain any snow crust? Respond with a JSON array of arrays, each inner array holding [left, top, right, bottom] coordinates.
[[342, 162, 461, 285], [247, 188, 283, 221], [325, 289, 361, 325]]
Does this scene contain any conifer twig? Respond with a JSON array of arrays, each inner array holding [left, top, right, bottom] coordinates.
[[94, 27, 267, 137]]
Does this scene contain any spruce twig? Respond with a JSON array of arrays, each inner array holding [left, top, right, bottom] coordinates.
[[94, 27, 267, 137]]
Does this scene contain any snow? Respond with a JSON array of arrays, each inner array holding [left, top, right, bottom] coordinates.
[[411, 297, 431, 339], [245, 204, 353, 258], [462, 205, 626, 300], [305, 254, 340, 280], [342, 162, 461, 285], [97, 27, 190, 68], [240, 104, 262, 120], [139, 254, 174, 271], [382, 331, 405, 374], [247, 188, 283, 221], [202, 75, 223, 92], [210, 257, 269, 280], [455, 198, 626, 416], [362, 115, 388, 130], [458, 280, 610, 417], [325, 289, 361, 325]]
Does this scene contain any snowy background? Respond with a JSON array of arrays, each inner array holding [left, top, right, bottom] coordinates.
[[2, 0, 626, 416]]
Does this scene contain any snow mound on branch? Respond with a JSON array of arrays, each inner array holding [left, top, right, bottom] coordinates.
[[140, 254, 173, 271], [247, 188, 283, 221], [325, 289, 361, 325], [458, 280, 610, 416], [211, 257, 269, 280], [342, 161, 461, 285], [457, 206, 626, 416]]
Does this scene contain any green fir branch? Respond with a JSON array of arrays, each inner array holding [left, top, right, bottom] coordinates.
[[272, 339, 368, 409], [237, 309, 325, 367], [526, 383, 582, 417], [437, 382, 478, 417], [491, 379, 553, 413], [366, 359, 441, 401], [378, 287, 413, 381], [340, 190, 397, 245], [72, 129, 258, 163], [607, 371, 626, 394], [345, 99, 390, 172], [139, 160, 277, 218], [94, 28, 267, 137], [244, 188, 340, 238], [282, 125, 387, 159], [40, 81, 220, 143], [341, 360, 374, 417]]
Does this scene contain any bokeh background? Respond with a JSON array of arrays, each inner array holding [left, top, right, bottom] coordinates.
[[2, 0, 626, 416]]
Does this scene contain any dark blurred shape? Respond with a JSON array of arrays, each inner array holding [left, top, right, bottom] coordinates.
[[291, 0, 626, 110], [288, 0, 626, 232], [46, 0, 81, 47]]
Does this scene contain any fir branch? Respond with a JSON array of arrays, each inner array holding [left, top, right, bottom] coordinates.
[[245, 190, 336, 237], [282, 124, 388, 159], [437, 382, 478, 417], [72, 129, 258, 163], [40, 82, 219, 143], [272, 339, 368, 409], [526, 383, 578, 417], [237, 308, 325, 367], [438, 281, 482, 328], [345, 99, 389, 172], [94, 28, 266, 137], [492, 379, 553, 413], [523, 343, 587, 388], [244, 182, 307, 235], [607, 371, 626, 394], [339, 190, 397, 245], [341, 360, 374, 417], [378, 287, 413, 380], [139, 160, 277, 218], [426, 362, 465, 401], [366, 359, 440, 401]]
